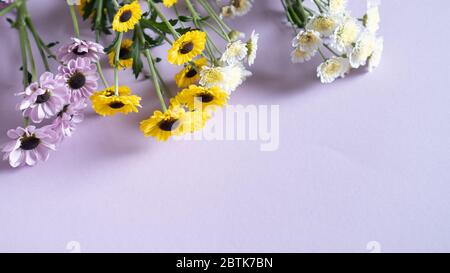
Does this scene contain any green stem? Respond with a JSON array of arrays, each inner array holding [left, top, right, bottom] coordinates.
[[111, 0, 120, 8], [69, 4, 80, 38], [114, 32, 124, 96], [323, 44, 340, 57], [18, 5, 29, 88], [24, 27, 37, 82], [318, 48, 327, 61], [197, 0, 231, 41], [93, 0, 109, 88], [173, 5, 185, 27], [96, 62, 109, 88], [136, 24, 167, 111], [198, 0, 231, 32], [313, 0, 325, 13], [17, 1, 31, 127], [0, 1, 17, 17], [147, 0, 179, 39], [25, 17, 50, 71]]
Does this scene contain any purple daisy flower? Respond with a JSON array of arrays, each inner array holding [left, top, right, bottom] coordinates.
[[50, 99, 86, 142], [16, 72, 70, 124], [57, 37, 105, 64], [1, 125, 57, 168], [58, 58, 99, 102]]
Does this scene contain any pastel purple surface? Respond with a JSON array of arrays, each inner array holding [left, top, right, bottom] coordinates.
[[0, 0, 449, 252]]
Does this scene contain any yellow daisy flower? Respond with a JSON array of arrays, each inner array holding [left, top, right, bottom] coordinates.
[[140, 106, 190, 141], [168, 30, 206, 65], [175, 85, 229, 111], [90, 86, 141, 116], [77, 0, 91, 17], [108, 39, 134, 69], [169, 97, 211, 133], [163, 0, 178, 8], [112, 1, 142, 33], [174, 57, 208, 88]]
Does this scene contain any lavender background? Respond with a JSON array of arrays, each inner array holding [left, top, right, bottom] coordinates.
[[0, 0, 449, 253]]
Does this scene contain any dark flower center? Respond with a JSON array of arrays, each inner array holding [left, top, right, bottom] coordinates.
[[68, 72, 86, 90], [36, 91, 51, 104], [109, 101, 125, 109], [159, 118, 180, 132], [105, 90, 115, 97], [185, 68, 198, 78], [197, 93, 214, 103], [20, 135, 40, 150], [119, 10, 133, 22], [119, 47, 132, 60], [57, 104, 70, 117], [180, 42, 194, 54], [72, 46, 87, 56]]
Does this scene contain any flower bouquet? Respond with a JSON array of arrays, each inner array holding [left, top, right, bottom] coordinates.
[[282, 0, 383, 83], [0, 0, 258, 168]]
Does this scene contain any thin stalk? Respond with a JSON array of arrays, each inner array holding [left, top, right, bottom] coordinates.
[[111, 0, 120, 9], [201, 20, 229, 41], [0, 1, 17, 17], [173, 5, 185, 27], [323, 44, 340, 57], [96, 62, 109, 88], [197, 0, 231, 41], [156, 68, 173, 98], [113, 32, 124, 96], [197, 0, 231, 32], [318, 48, 327, 61], [93, 0, 109, 88], [69, 4, 80, 38], [313, 0, 325, 13], [147, 0, 180, 39], [24, 28, 37, 82], [17, 1, 30, 127], [18, 6, 29, 88], [136, 24, 167, 111], [25, 17, 50, 71]]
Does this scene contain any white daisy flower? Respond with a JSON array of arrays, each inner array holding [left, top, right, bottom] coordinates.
[[306, 14, 341, 37], [332, 17, 361, 52], [317, 57, 350, 84], [246, 30, 259, 66], [349, 31, 377, 69], [364, 0, 381, 33], [291, 48, 316, 63], [368, 37, 384, 72], [292, 30, 322, 52], [200, 63, 252, 93], [221, 40, 248, 65], [220, 0, 254, 18], [329, 0, 348, 15]]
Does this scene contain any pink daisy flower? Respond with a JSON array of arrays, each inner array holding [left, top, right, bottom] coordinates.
[[50, 99, 87, 142], [1, 126, 58, 168], [16, 72, 70, 124], [58, 58, 99, 101], [57, 37, 104, 64]]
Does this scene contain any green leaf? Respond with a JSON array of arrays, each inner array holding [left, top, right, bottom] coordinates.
[[131, 32, 143, 79]]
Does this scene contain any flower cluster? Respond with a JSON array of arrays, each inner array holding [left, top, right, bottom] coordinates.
[[284, 0, 384, 83], [3, 36, 104, 168], [137, 0, 258, 141], [1, 0, 258, 168], [1, 0, 104, 168]]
